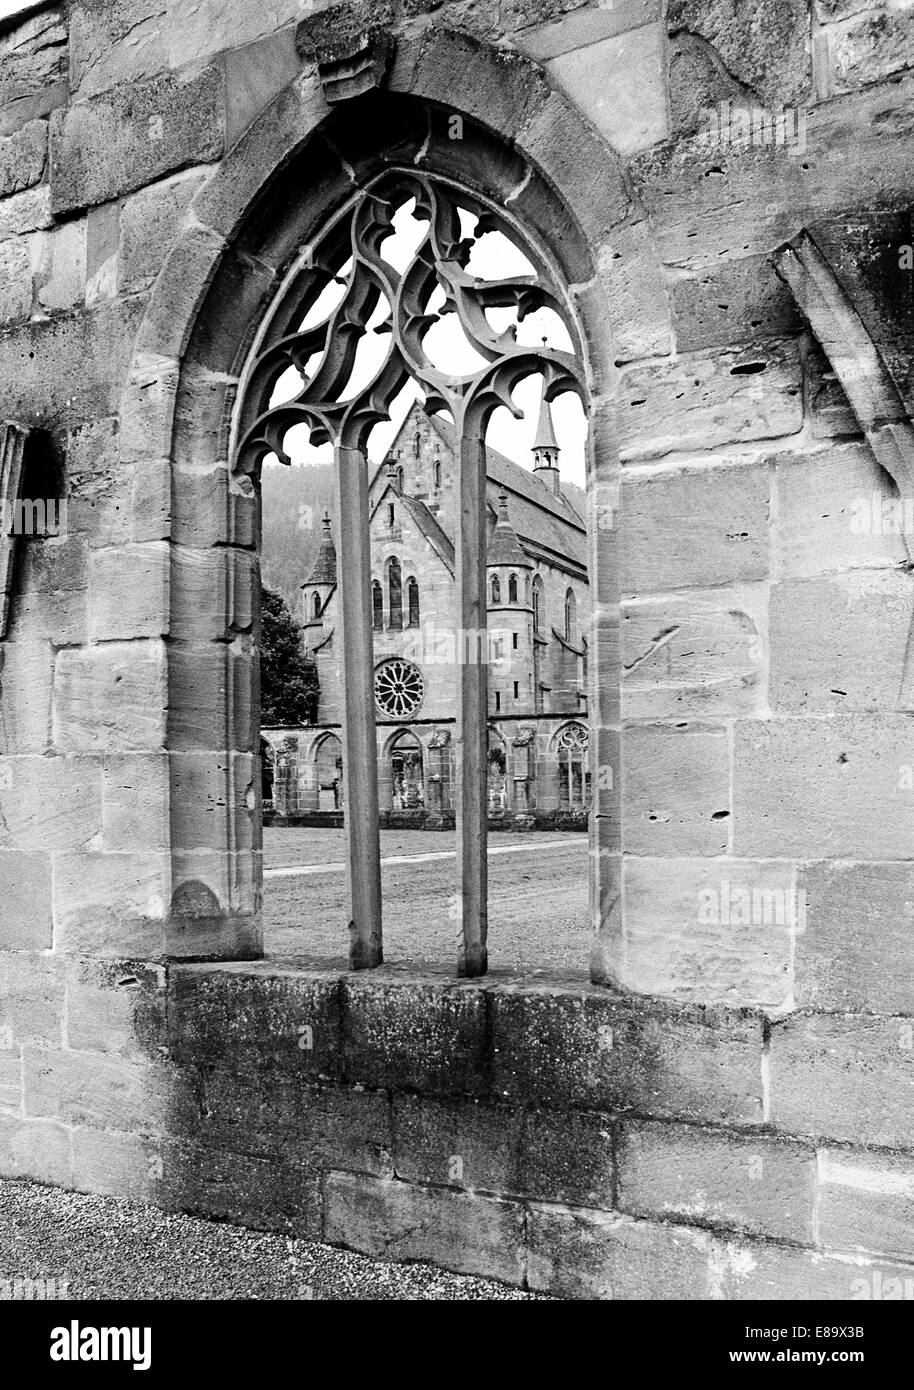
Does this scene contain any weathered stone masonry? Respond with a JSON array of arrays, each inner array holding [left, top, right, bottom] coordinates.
[[1, 0, 914, 1297]]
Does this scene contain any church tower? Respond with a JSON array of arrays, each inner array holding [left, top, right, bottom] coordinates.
[[301, 508, 337, 642], [532, 383, 561, 496]]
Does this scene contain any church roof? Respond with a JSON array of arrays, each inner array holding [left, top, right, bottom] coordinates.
[[427, 415, 587, 573], [487, 491, 531, 568], [367, 401, 588, 575], [303, 510, 337, 587]]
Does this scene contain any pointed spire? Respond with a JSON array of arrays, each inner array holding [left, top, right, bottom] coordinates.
[[533, 388, 559, 453], [532, 373, 562, 496], [303, 508, 337, 588]]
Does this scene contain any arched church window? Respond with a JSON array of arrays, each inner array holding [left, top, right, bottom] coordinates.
[[372, 580, 383, 630], [532, 576, 543, 633], [414, 431, 421, 457], [388, 557, 402, 629], [234, 168, 586, 973], [312, 592, 321, 619], [407, 576, 420, 627], [433, 455, 441, 489], [508, 573, 518, 604], [491, 575, 501, 605], [557, 723, 589, 810], [564, 587, 577, 643]]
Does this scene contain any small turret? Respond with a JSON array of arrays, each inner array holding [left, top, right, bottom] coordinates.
[[532, 381, 561, 496], [301, 509, 336, 631]]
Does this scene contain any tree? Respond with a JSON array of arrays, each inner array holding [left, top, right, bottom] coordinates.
[[260, 584, 320, 726]]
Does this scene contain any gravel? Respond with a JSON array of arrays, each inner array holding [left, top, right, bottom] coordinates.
[[0, 1179, 547, 1300]]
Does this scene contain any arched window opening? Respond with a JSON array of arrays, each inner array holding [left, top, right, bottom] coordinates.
[[564, 588, 577, 643], [414, 431, 421, 457], [235, 163, 589, 975], [488, 736, 508, 812], [388, 557, 402, 630], [312, 592, 321, 619], [390, 731, 424, 810], [557, 723, 589, 810], [407, 576, 420, 627], [372, 579, 383, 630], [315, 734, 344, 811], [433, 455, 441, 489], [532, 576, 543, 633]]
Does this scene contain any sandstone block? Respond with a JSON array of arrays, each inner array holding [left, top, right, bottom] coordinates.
[[64, 957, 166, 1059], [69, 0, 169, 100], [0, 1111, 70, 1186], [325, 1171, 526, 1285], [0, 639, 53, 751], [343, 973, 489, 1098], [31, 218, 87, 312], [622, 461, 769, 593], [49, 66, 224, 214], [618, 1120, 816, 1243], [527, 1204, 712, 1299], [88, 543, 169, 641], [53, 640, 167, 753], [0, 951, 64, 1049], [101, 753, 170, 852], [119, 166, 209, 294], [491, 982, 765, 1124], [795, 861, 914, 1015], [733, 715, 914, 859], [52, 851, 169, 956], [775, 441, 906, 578], [545, 24, 668, 156], [22, 1044, 174, 1133], [167, 963, 343, 1080], [0, 850, 52, 950], [618, 341, 803, 461], [0, 754, 102, 852], [71, 1125, 163, 1203], [199, 1072, 393, 1177], [818, 1149, 914, 1262], [0, 236, 32, 325], [623, 856, 794, 1010], [622, 724, 731, 856], [0, 117, 46, 196], [622, 587, 766, 720], [769, 1012, 914, 1148], [769, 571, 914, 713]]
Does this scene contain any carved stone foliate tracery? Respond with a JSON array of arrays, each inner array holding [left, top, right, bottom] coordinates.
[[232, 168, 587, 975], [232, 169, 586, 470]]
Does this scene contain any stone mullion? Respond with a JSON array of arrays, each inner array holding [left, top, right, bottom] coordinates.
[[455, 423, 488, 978], [334, 442, 383, 970]]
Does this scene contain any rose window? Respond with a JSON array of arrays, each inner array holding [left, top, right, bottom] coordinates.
[[374, 658, 424, 719]]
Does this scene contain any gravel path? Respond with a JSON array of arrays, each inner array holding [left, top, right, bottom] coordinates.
[[264, 827, 590, 973], [0, 1179, 545, 1301]]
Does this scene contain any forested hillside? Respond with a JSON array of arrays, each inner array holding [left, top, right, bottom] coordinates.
[[261, 463, 335, 618]]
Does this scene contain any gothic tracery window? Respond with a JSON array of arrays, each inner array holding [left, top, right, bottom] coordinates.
[[372, 579, 383, 630], [508, 573, 518, 604], [233, 168, 586, 974], [557, 722, 589, 809]]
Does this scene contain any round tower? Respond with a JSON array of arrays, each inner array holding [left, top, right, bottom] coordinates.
[[486, 490, 534, 716]]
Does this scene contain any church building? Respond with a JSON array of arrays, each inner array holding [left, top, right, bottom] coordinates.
[[265, 391, 591, 827]]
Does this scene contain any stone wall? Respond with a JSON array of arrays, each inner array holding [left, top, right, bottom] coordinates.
[[0, 0, 913, 1297]]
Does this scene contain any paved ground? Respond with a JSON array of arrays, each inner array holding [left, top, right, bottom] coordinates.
[[0, 1180, 545, 1301], [264, 827, 590, 973]]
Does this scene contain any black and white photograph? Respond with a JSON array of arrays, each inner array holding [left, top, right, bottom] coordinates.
[[0, 0, 912, 1359]]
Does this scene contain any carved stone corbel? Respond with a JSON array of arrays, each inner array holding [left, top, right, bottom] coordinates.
[[773, 229, 914, 500]]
